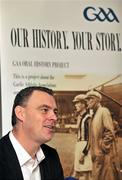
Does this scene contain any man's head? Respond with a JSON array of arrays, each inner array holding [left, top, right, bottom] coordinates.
[[72, 94, 87, 113], [86, 90, 102, 109], [12, 86, 58, 144], [12, 86, 54, 126]]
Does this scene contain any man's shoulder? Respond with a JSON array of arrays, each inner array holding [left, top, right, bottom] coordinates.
[[98, 106, 110, 113], [96, 106, 112, 119], [0, 133, 10, 159], [0, 133, 9, 144]]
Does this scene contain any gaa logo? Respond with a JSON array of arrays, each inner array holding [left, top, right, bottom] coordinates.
[[83, 7, 119, 23]]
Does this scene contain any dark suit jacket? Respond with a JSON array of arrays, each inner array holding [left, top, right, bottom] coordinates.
[[0, 133, 64, 180]]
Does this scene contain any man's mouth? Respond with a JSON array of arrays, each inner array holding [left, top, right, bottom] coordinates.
[[43, 125, 55, 130]]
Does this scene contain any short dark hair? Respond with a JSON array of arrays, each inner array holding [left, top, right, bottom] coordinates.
[[12, 86, 54, 126]]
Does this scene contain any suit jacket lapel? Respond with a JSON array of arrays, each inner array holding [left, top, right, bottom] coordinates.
[[3, 134, 24, 180], [39, 158, 51, 180]]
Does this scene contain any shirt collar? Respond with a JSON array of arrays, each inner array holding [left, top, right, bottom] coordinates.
[[9, 131, 45, 166], [80, 109, 86, 117]]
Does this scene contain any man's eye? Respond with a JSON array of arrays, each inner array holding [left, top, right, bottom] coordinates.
[[54, 110, 58, 117], [41, 108, 49, 113]]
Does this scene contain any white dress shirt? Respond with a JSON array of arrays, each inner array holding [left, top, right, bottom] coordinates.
[[9, 132, 45, 180]]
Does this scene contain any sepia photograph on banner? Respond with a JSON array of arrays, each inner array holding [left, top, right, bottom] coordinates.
[[48, 74, 122, 179]]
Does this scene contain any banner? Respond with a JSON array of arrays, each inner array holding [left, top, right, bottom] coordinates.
[[0, 0, 122, 176]]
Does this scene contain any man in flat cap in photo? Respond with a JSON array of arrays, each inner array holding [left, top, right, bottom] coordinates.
[[86, 90, 121, 180], [71, 94, 92, 180]]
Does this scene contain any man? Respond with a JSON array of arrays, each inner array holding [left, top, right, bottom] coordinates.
[[72, 94, 92, 180], [0, 86, 64, 180], [86, 90, 121, 180]]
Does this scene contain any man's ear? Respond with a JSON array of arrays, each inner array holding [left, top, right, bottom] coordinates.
[[14, 105, 25, 122]]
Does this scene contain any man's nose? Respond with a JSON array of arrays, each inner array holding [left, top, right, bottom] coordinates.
[[49, 110, 58, 121]]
